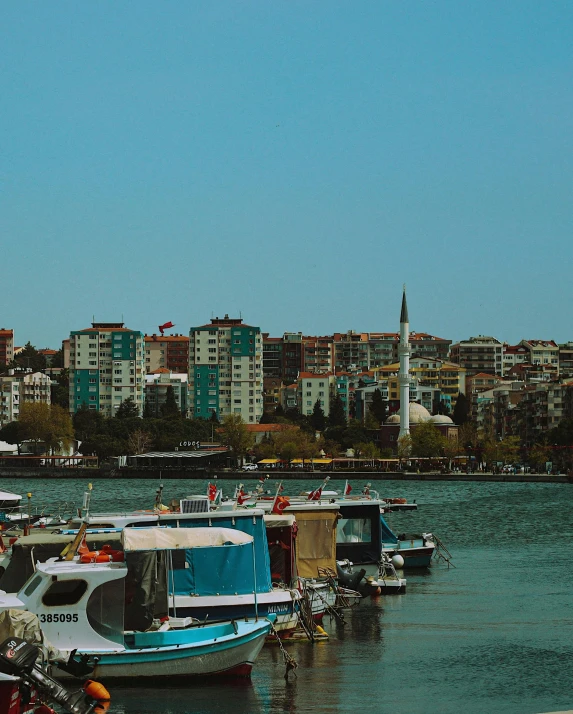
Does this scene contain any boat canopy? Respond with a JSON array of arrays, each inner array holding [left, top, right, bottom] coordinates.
[[172, 512, 272, 593], [263, 513, 296, 529], [123, 527, 252, 551], [287, 507, 338, 578]]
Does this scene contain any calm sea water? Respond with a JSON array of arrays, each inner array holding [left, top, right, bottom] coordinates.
[[2, 476, 572, 714]]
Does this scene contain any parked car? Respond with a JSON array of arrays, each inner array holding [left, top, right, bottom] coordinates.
[[241, 463, 258, 471]]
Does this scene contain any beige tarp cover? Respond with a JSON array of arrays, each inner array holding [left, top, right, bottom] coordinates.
[[0, 609, 63, 661], [263, 513, 296, 529], [122, 527, 253, 552], [288, 509, 338, 578]]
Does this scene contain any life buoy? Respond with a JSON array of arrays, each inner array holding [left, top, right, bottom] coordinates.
[[80, 544, 124, 564]]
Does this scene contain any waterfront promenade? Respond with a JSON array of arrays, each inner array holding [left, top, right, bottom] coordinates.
[[0, 467, 569, 483]]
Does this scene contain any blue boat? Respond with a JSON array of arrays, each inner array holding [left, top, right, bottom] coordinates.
[[0, 527, 274, 681]]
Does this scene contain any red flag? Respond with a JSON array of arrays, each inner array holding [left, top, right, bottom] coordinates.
[[208, 483, 217, 502], [345, 482, 352, 496], [272, 496, 289, 514], [158, 321, 175, 335], [237, 488, 248, 505], [307, 487, 322, 501]]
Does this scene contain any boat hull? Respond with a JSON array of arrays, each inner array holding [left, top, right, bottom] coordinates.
[[383, 544, 434, 568], [54, 619, 272, 681]]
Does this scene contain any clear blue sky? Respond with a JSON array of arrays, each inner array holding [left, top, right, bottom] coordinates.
[[2, 2, 572, 349]]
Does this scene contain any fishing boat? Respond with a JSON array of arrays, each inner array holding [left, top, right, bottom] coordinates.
[[0, 527, 274, 681], [5, 507, 300, 636]]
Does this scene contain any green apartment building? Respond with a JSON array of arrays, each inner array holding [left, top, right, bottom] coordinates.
[[68, 322, 145, 417], [189, 315, 263, 423]]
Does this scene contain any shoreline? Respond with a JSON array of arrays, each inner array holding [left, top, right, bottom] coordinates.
[[0, 468, 569, 483]]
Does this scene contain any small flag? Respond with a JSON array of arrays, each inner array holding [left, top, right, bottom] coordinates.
[[208, 483, 217, 502], [307, 486, 322, 501], [344, 481, 352, 496], [272, 496, 289, 514], [237, 488, 248, 506]]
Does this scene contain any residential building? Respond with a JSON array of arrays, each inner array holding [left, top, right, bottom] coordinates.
[[519, 340, 559, 375], [145, 334, 190, 374], [374, 357, 465, 408], [262, 376, 282, 414], [297, 372, 337, 417], [144, 369, 188, 417], [0, 330, 14, 367], [189, 315, 263, 423], [465, 372, 504, 421], [0, 369, 52, 425], [449, 336, 504, 377], [68, 322, 145, 416], [558, 343, 573, 380], [502, 344, 530, 376]]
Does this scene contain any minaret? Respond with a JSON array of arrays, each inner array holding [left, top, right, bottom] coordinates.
[[398, 287, 411, 439]]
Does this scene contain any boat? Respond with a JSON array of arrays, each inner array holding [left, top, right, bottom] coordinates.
[[4, 506, 300, 636], [0, 491, 22, 512], [0, 527, 274, 681]]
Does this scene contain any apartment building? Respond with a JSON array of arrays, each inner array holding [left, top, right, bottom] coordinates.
[[519, 340, 559, 375], [449, 336, 504, 377], [0, 369, 52, 425], [189, 315, 263, 423], [145, 334, 190, 373], [144, 369, 188, 417], [296, 372, 337, 417], [68, 322, 145, 416], [0, 330, 14, 367]]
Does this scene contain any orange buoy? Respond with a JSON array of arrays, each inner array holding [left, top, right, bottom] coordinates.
[[84, 679, 111, 701]]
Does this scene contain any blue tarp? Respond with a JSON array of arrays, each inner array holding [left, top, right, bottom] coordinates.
[[379, 514, 398, 545], [169, 514, 272, 593], [171, 541, 257, 596]]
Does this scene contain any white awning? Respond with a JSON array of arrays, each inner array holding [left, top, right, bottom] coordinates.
[[122, 527, 253, 551], [263, 513, 296, 528]]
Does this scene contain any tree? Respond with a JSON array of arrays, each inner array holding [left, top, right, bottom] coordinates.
[[397, 434, 412, 462], [10, 342, 46, 373], [160, 386, 180, 418], [81, 434, 127, 460], [529, 440, 552, 471], [0, 421, 27, 455], [410, 421, 444, 458], [354, 442, 381, 461], [127, 429, 153, 455], [368, 389, 387, 426], [50, 368, 69, 410], [364, 410, 381, 429], [310, 399, 326, 432], [116, 397, 140, 419], [452, 392, 470, 425], [18, 402, 74, 455], [274, 405, 285, 418], [219, 414, 254, 464], [328, 394, 347, 428], [73, 404, 105, 441]]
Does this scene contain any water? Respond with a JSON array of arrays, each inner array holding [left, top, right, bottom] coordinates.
[[2, 476, 573, 714]]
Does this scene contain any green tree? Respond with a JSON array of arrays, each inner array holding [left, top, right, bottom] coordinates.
[[116, 397, 140, 419], [410, 421, 444, 458], [81, 434, 127, 460], [310, 399, 326, 432], [328, 394, 347, 428], [10, 342, 46, 372], [354, 441, 381, 460], [160, 386, 180, 418], [452, 392, 470, 425], [50, 368, 69, 410], [18, 402, 74, 455], [0, 421, 27, 455], [529, 440, 552, 471], [73, 404, 105, 441], [219, 414, 254, 465], [369, 388, 388, 425]]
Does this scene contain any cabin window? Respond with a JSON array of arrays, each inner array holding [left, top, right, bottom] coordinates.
[[24, 574, 43, 597], [42, 579, 88, 606], [336, 518, 372, 544]]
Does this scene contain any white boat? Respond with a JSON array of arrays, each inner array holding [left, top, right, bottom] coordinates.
[[0, 491, 22, 511], [0, 527, 274, 681]]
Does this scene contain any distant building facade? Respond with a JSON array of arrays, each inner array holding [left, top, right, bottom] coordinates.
[[68, 322, 145, 416], [189, 315, 263, 423]]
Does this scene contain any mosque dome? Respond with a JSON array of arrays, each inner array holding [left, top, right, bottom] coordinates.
[[429, 414, 454, 425], [385, 402, 432, 425]]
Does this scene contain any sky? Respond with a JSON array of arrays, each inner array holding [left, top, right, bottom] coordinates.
[[1, 2, 572, 349]]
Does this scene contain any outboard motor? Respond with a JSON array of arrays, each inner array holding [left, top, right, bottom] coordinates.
[[0, 636, 97, 714]]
